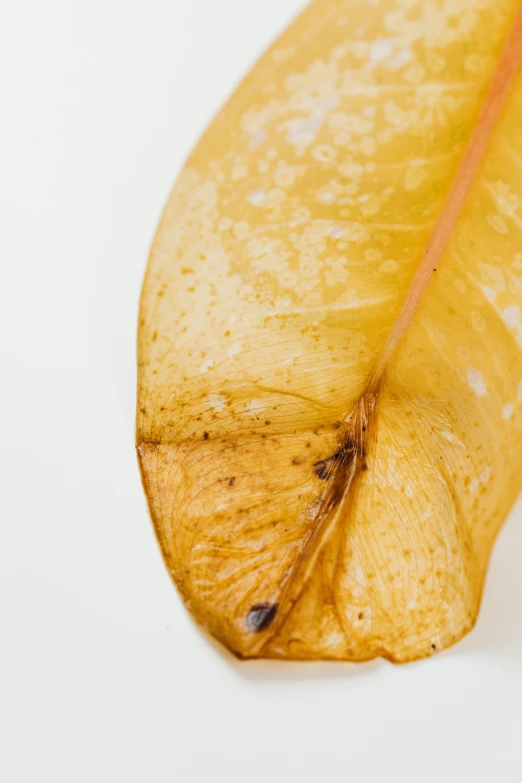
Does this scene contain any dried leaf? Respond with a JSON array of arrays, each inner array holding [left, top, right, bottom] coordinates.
[[137, 0, 522, 662]]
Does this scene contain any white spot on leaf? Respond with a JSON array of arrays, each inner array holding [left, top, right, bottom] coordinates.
[[441, 430, 460, 445], [199, 359, 215, 373], [481, 286, 496, 303], [387, 49, 411, 70], [487, 213, 508, 234], [286, 115, 323, 146], [327, 225, 346, 239], [502, 403, 513, 420], [369, 39, 394, 65], [246, 189, 265, 207], [247, 129, 267, 151], [469, 478, 479, 493], [207, 393, 226, 412], [319, 192, 335, 205], [502, 305, 520, 327], [404, 165, 427, 191], [480, 467, 491, 484], [467, 367, 487, 397], [247, 400, 264, 415]]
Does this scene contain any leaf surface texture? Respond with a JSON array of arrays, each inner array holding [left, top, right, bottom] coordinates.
[[137, 0, 522, 661]]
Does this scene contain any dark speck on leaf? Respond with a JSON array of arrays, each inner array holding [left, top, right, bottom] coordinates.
[[314, 459, 332, 480], [313, 443, 355, 480], [229, 477, 235, 487], [203, 432, 209, 440], [246, 603, 279, 632]]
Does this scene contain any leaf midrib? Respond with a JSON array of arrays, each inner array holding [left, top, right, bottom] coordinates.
[[256, 2, 522, 651]]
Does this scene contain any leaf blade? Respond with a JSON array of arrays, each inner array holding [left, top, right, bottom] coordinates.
[[137, 0, 522, 661]]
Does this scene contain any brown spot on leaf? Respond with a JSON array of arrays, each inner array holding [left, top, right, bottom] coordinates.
[[246, 603, 279, 632], [313, 442, 356, 480]]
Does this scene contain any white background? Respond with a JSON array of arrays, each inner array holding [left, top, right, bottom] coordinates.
[[1, 1, 522, 780]]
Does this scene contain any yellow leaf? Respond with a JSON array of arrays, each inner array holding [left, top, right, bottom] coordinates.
[[137, 0, 522, 662]]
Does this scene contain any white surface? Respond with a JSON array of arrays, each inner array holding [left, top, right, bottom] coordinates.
[[1, 1, 522, 781]]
